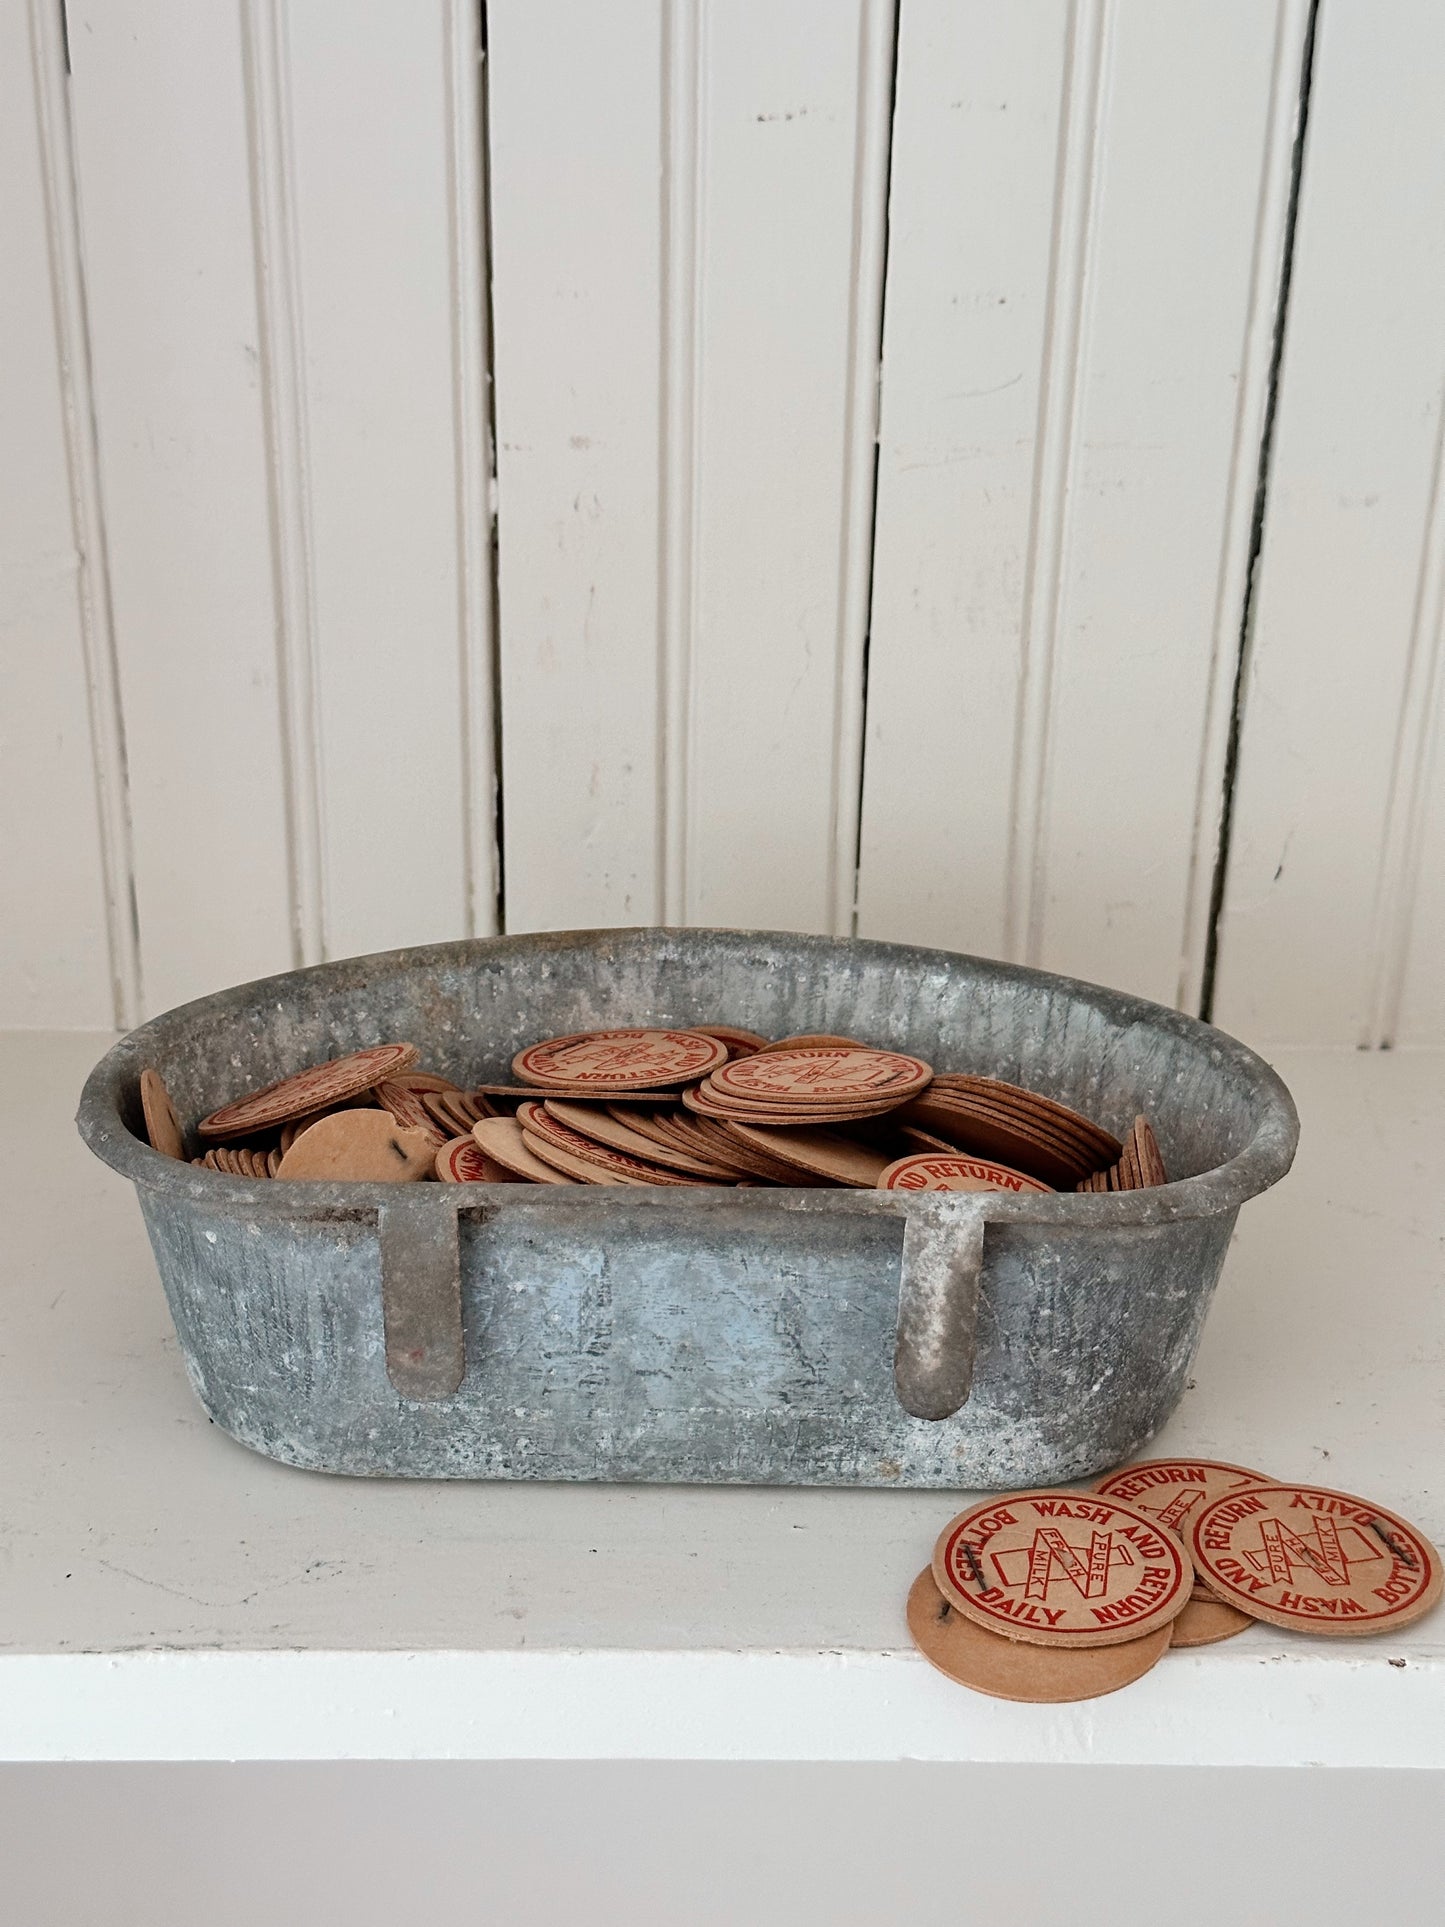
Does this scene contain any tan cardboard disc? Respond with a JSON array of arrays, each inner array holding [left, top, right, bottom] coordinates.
[[140, 1068, 186, 1161], [687, 1117, 824, 1184], [907, 1569, 1170, 1702], [549, 1101, 732, 1178], [422, 1089, 495, 1137], [686, 1025, 769, 1055], [513, 1028, 728, 1091], [475, 1084, 674, 1104], [520, 1129, 639, 1185], [471, 1115, 574, 1183], [918, 1090, 1115, 1180], [606, 1107, 744, 1177], [683, 1084, 903, 1126], [755, 1033, 866, 1054], [934, 1489, 1193, 1648], [896, 1094, 1090, 1189], [880, 1152, 1053, 1196], [1095, 1458, 1267, 1605], [722, 1122, 890, 1187], [274, 1108, 434, 1182], [198, 1043, 419, 1140], [1132, 1117, 1179, 1187], [384, 1070, 461, 1095], [930, 1074, 1121, 1163], [689, 1077, 908, 1118], [277, 1107, 341, 1154], [1190, 1482, 1444, 1636], [374, 1079, 449, 1145], [1166, 1594, 1254, 1648], [708, 1046, 932, 1105], [195, 1146, 251, 1176], [1094, 1458, 1267, 1550], [1120, 1133, 1144, 1190], [435, 1136, 517, 1183], [517, 1101, 691, 1184]]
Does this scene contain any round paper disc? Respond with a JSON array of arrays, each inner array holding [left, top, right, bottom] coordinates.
[[198, 1043, 419, 1140], [934, 1489, 1193, 1648], [1190, 1482, 1443, 1636], [907, 1569, 1171, 1701], [435, 1136, 516, 1183], [1094, 1458, 1267, 1540], [686, 1026, 768, 1054], [722, 1122, 890, 1187], [1166, 1594, 1254, 1648], [547, 1101, 731, 1177], [273, 1108, 434, 1182], [708, 1046, 931, 1105], [471, 1115, 575, 1183], [754, 1033, 866, 1054], [513, 1029, 727, 1091], [140, 1067, 185, 1161], [517, 1101, 690, 1184], [880, 1152, 1052, 1195]]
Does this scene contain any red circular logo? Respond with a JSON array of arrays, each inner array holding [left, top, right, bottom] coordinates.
[[1189, 1483, 1442, 1636], [513, 1029, 727, 1090], [933, 1490, 1192, 1647]]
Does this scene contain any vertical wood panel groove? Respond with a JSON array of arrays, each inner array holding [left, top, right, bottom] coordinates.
[[1176, 0, 1309, 1013], [828, 0, 896, 938], [1004, 0, 1108, 967], [659, 0, 704, 924], [1365, 393, 1445, 1046], [241, 0, 327, 968], [27, 0, 142, 1028], [446, 0, 500, 939]]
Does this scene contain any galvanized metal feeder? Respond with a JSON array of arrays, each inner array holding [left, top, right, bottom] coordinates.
[[76, 928, 1298, 1489]]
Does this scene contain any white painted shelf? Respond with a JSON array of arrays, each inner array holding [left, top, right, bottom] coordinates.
[[2, 1032, 1441, 1763]]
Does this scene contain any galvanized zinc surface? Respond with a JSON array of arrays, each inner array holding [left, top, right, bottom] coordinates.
[[78, 929, 1297, 1487]]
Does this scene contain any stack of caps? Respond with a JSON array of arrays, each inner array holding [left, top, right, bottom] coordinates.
[[910, 1461, 1442, 1704], [139, 1021, 1175, 1196]]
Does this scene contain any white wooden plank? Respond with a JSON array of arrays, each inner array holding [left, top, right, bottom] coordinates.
[[857, 0, 1305, 1011], [1213, 0, 1445, 1045], [487, 0, 666, 932], [1030, 0, 1305, 1006], [855, 0, 1066, 959], [0, 0, 120, 1028], [669, 0, 893, 933], [489, 0, 892, 936], [67, 1, 295, 1015], [267, 0, 495, 959]]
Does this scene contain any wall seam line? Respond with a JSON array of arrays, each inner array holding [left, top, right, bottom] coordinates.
[[1177, 0, 1312, 1013], [658, 0, 703, 926], [831, 0, 898, 940], [240, 0, 327, 968], [1004, 0, 1108, 969], [1363, 359, 1445, 1046], [1197, 0, 1321, 1023], [29, 0, 143, 1029], [447, 0, 501, 938]]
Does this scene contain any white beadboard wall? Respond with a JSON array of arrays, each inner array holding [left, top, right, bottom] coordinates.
[[2, 0, 1442, 1045]]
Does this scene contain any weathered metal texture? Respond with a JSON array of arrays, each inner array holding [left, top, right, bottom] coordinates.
[[76, 928, 1298, 1488]]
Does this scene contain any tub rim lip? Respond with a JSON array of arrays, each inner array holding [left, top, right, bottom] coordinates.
[[76, 925, 1299, 1229]]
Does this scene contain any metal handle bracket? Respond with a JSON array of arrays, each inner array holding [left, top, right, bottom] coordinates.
[[380, 1189, 465, 1400], [894, 1194, 987, 1421]]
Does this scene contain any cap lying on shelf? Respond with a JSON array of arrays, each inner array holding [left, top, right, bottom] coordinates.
[[909, 1461, 1443, 1700]]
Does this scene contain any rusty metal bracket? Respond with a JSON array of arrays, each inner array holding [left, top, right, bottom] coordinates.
[[893, 1194, 987, 1421], [380, 1189, 465, 1400]]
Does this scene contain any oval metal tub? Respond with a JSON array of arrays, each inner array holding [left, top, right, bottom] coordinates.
[[76, 928, 1298, 1488]]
